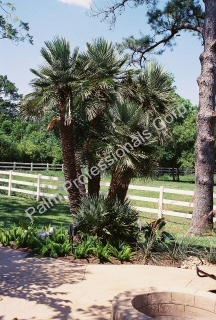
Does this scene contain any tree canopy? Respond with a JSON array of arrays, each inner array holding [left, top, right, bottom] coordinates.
[[0, 1, 33, 43], [91, 0, 204, 64]]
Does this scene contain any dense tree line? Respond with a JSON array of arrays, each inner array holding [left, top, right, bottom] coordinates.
[[0, 75, 61, 163]]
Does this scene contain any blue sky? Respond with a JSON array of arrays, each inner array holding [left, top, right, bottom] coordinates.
[[0, 0, 202, 105]]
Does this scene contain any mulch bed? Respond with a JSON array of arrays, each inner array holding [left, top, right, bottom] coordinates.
[[57, 251, 182, 267], [1, 243, 182, 267], [2, 243, 214, 269]]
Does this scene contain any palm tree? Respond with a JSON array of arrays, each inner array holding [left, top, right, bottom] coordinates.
[[100, 102, 158, 202], [21, 37, 85, 212], [104, 61, 176, 202], [78, 38, 127, 197]]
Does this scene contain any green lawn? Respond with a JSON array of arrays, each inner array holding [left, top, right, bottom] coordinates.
[[1, 172, 216, 248], [0, 194, 71, 230]]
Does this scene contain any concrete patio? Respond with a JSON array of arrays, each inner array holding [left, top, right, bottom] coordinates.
[[0, 247, 216, 320]]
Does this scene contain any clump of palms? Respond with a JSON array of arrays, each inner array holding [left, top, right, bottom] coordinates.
[[81, 60, 176, 202]]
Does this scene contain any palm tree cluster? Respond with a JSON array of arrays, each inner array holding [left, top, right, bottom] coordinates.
[[21, 36, 176, 214]]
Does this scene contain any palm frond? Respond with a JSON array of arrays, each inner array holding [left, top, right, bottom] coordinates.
[[47, 116, 60, 130]]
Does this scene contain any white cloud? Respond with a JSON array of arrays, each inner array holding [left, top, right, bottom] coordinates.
[[59, 0, 92, 8]]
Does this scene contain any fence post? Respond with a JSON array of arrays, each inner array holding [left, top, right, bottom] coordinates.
[[8, 170, 13, 196], [158, 186, 164, 219], [13, 162, 16, 171], [47, 163, 49, 171], [36, 174, 41, 202], [30, 162, 33, 171], [62, 164, 64, 171]]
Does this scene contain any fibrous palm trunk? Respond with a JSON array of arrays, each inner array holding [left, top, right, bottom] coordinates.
[[88, 167, 101, 197], [108, 167, 132, 203], [188, 0, 216, 235], [60, 118, 81, 212], [87, 114, 103, 197], [75, 149, 86, 196]]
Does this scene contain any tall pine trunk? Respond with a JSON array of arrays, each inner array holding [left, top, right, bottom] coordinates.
[[108, 167, 132, 203], [60, 118, 81, 212], [188, 0, 216, 235]]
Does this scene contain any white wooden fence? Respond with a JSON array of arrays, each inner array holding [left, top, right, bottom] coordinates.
[[0, 162, 196, 174], [0, 162, 63, 171], [0, 170, 216, 222]]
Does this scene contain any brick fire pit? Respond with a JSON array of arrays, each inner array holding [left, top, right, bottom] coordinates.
[[111, 287, 216, 319]]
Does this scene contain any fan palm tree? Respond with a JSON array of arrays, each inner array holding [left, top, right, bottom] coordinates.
[[90, 60, 176, 202], [132, 60, 175, 115], [21, 37, 86, 212], [100, 101, 159, 202], [78, 38, 127, 197]]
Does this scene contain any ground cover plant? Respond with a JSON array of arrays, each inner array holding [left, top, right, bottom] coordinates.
[[0, 216, 215, 266]]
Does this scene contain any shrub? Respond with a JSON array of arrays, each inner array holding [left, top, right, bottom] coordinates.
[[36, 226, 72, 258], [0, 223, 37, 247], [72, 236, 96, 259], [73, 195, 139, 245], [137, 218, 175, 263], [140, 218, 174, 243], [39, 238, 72, 258], [95, 242, 111, 263], [0, 223, 72, 258], [109, 243, 135, 263]]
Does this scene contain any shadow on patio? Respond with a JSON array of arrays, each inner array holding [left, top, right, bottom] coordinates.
[[0, 247, 89, 320]]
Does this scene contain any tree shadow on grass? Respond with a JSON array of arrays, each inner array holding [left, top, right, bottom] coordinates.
[[0, 195, 72, 229], [0, 247, 89, 320]]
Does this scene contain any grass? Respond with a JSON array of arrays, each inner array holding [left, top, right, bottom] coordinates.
[[1, 171, 216, 250], [0, 171, 213, 216], [0, 193, 215, 251], [0, 194, 71, 230]]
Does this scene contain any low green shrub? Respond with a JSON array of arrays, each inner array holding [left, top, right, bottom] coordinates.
[[73, 195, 139, 245], [39, 238, 72, 258], [109, 243, 135, 263], [140, 218, 174, 243], [72, 236, 96, 259], [95, 242, 111, 263], [0, 223, 72, 258], [0, 223, 37, 247], [138, 218, 175, 263]]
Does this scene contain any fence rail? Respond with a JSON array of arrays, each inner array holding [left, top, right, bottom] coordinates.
[[0, 170, 216, 222], [0, 162, 197, 174], [0, 162, 63, 171]]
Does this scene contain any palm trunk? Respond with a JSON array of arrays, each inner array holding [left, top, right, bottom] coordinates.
[[87, 114, 103, 197], [75, 150, 86, 196], [108, 167, 132, 203], [88, 167, 101, 197], [188, 0, 216, 235], [60, 118, 80, 212]]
